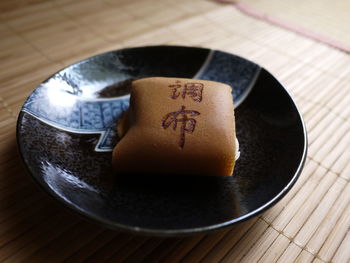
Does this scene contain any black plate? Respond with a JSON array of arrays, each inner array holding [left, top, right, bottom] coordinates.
[[16, 46, 307, 236]]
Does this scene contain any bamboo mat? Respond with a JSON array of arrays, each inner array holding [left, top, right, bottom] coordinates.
[[232, 0, 350, 53], [1, 0, 350, 262]]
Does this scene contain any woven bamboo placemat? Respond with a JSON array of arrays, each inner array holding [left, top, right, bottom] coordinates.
[[231, 0, 350, 53], [1, 0, 350, 262]]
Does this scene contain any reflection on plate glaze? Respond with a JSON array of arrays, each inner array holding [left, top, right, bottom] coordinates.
[[42, 161, 99, 195]]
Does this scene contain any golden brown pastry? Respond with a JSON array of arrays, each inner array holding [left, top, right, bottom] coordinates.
[[112, 77, 237, 176]]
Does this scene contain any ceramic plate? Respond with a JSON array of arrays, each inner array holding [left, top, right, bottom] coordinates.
[[17, 46, 307, 236]]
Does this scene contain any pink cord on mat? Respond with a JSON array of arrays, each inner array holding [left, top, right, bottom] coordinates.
[[216, 0, 350, 54]]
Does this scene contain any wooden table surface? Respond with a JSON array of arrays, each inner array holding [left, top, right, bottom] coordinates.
[[1, 0, 350, 262]]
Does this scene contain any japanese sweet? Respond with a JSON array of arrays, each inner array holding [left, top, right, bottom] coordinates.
[[112, 77, 238, 176]]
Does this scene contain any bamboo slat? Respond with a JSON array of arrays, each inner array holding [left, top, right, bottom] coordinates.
[[258, 233, 291, 263], [277, 242, 302, 263]]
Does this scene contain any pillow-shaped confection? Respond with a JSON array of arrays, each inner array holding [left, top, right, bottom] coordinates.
[[112, 77, 237, 176]]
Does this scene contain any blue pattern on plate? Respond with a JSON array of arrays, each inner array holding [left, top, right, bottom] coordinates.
[[198, 50, 260, 105], [22, 83, 129, 151]]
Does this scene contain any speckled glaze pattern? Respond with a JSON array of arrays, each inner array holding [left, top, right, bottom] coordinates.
[[17, 46, 307, 235]]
